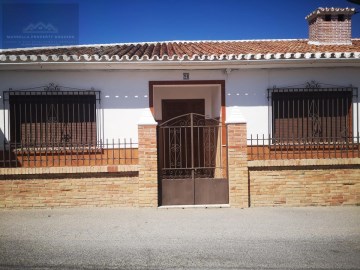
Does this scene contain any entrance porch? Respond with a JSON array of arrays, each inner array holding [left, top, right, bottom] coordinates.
[[136, 80, 248, 207]]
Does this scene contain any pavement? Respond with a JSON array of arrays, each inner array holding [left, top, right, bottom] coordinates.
[[0, 206, 359, 270]]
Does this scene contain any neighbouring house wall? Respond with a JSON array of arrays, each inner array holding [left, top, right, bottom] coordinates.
[[248, 159, 360, 206], [0, 67, 359, 144]]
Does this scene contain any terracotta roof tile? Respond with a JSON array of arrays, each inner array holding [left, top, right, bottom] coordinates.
[[170, 42, 183, 57], [134, 43, 147, 58], [1, 39, 360, 62], [144, 43, 155, 58], [159, 43, 166, 57], [117, 44, 134, 57], [152, 43, 161, 58], [126, 44, 141, 58], [166, 43, 176, 57]]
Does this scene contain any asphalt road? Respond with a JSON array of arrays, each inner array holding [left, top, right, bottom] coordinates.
[[0, 207, 359, 270]]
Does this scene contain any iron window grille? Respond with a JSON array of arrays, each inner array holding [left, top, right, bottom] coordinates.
[[2, 83, 102, 151], [268, 81, 359, 144]]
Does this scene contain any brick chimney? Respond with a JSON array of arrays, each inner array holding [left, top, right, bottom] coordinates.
[[305, 7, 356, 45]]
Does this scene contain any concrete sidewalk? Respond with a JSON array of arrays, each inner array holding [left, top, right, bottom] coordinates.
[[0, 207, 360, 269]]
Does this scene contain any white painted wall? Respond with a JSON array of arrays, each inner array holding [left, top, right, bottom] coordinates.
[[0, 67, 359, 146], [225, 67, 360, 137]]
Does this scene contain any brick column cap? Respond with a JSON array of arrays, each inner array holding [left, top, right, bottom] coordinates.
[[225, 106, 247, 124], [138, 108, 158, 126]]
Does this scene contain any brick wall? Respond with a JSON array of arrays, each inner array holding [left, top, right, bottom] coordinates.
[[308, 14, 352, 45], [0, 175, 139, 209], [138, 125, 158, 207], [2, 128, 359, 209], [0, 123, 159, 209], [249, 159, 360, 206], [227, 123, 249, 208]]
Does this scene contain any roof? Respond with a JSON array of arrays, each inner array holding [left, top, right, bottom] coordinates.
[[1, 39, 360, 63]]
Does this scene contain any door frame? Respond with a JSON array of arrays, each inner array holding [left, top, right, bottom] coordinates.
[[149, 80, 227, 206], [149, 80, 226, 126]]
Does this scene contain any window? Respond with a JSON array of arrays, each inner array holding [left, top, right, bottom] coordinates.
[[338, 14, 345, 22], [269, 84, 357, 143], [5, 87, 101, 148]]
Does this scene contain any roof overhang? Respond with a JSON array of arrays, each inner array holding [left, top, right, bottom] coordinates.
[[0, 58, 360, 71]]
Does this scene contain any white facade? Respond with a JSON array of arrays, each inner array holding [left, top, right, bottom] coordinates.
[[0, 66, 359, 144]]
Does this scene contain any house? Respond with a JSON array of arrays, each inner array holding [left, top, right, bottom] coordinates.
[[0, 7, 359, 208]]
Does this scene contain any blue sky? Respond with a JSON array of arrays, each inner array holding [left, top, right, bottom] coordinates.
[[0, 0, 359, 48]]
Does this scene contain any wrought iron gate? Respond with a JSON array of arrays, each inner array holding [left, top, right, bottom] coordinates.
[[158, 113, 228, 206]]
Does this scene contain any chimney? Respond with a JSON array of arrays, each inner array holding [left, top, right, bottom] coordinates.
[[305, 7, 356, 45]]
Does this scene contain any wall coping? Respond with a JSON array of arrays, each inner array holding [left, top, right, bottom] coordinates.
[[0, 164, 139, 175], [225, 106, 247, 124], [248, 158, 360, 168], [138, 108, 158, 126], [3, 159, 359, 174]]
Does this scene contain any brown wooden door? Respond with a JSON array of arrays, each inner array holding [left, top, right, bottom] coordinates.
[[162, 99, 205, 122]]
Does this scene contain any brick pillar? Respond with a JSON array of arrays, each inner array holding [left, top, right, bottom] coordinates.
[[138, 109, 158, 207], [226, 107, 249, 208]]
